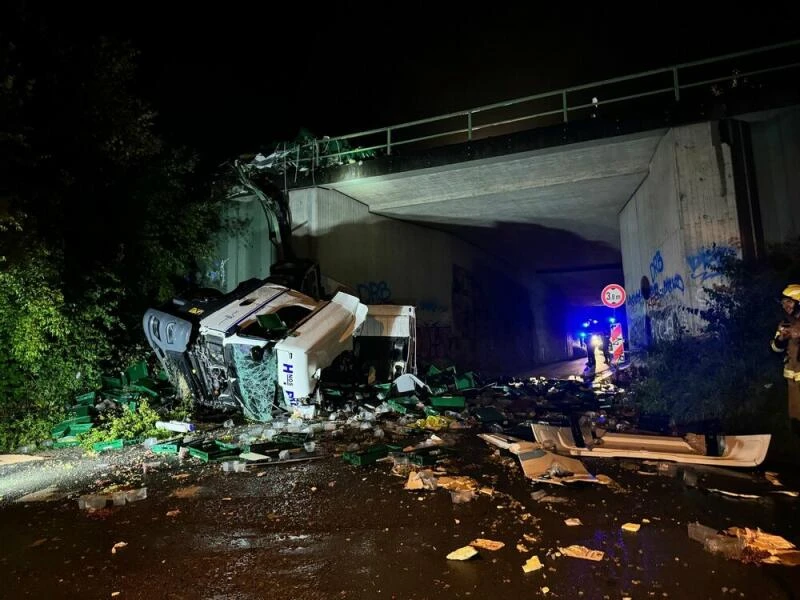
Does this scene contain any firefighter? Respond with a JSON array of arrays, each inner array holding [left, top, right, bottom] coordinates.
[[771, 284, 800, 436]]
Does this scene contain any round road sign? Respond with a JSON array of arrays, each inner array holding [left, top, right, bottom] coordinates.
[[601, 284, 626, 308]]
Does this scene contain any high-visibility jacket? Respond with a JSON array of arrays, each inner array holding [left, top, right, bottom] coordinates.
[[771, 312, 800, 381]]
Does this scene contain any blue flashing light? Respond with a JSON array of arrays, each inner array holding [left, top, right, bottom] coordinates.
[[579, 332, 586, 338], [582, 322, 590, 328], [609, 317, 616, 323]]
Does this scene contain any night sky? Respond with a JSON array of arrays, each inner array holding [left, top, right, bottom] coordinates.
[[30, 2, 799, 159]]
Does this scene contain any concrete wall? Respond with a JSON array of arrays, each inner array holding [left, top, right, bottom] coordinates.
[[289, 187, 557, 373], [206, 198, 275, 293], [750, 107, 800, 245], [620, 122, 741, 348], [529, 284, 571, 363]]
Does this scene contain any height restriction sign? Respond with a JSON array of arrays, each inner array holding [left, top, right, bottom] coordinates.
[[601, 284, 626, 308]]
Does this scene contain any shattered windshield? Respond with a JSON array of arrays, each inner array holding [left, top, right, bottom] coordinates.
[[228, 343, 279, 421]]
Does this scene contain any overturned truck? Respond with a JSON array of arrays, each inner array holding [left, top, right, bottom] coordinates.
[[143, 153, 416, 421], [144, 281, 416, 421]]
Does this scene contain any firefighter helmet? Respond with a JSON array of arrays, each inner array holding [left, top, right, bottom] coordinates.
[[782, 285, 800, 302]]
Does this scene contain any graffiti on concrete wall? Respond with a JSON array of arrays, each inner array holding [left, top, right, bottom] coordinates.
[[628, 248, 690, 347], [649, 306, 682, 343], [356, 280, 392, 304], [629, 245, 736, 348], [649, 250, 664, 283], [648, 248, 686, 302], [686, 244, 734, 282]]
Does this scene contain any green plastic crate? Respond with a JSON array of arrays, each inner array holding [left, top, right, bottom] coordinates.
[[188, 445, 239, 463], [127, 384, 159, 398], [69, 423, 94, 435], [454, 374, 474, 390], [342, 444, 401, 466], [214, 440, 239, 450], [68, 405, 92, 418], [429, 395, 466, 409], [53, 436, 81, 449], [423, 406, 440, 416], [427, 364, 442, 377], [409, 447, 454, 466], [150, 443, 179, 454], [51, 424, 70, 439], [51, 415, 91, 439], [125, 361, 149, 383], [271, 433, 309, 448], [388, 399, 409, 414], [393, 394, 420, 406], [74, 391, 96, 406], [102, 375, 124, 389], [93, 439, 123, 452], [256, 312, 287, 332]]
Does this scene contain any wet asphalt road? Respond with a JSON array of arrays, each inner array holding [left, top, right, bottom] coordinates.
[[1, 432, 799, 600]]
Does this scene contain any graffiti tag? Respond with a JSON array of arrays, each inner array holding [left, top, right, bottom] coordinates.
[[649, 250, 664, 283], [356, 280, 392, 304], [686, 245, 733, 282]]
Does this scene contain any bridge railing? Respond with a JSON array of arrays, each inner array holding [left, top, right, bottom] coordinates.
[[278, 39, 800, 174]]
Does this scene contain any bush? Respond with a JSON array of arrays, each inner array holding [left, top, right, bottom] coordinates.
[[632, 241, 800, 451], [0, 18, 223, 450], [0, 244, 119, 451], [79, 400, 168, 450]]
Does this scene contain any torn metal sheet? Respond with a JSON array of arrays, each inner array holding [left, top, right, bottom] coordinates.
[[530, 423, 770, 467], [478, 433, 599, 485]]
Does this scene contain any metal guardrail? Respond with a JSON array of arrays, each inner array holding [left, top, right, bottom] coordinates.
[[282, 40, 800, 172]]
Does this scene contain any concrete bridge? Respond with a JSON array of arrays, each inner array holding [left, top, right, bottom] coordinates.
[[218, 41, 800, 373]]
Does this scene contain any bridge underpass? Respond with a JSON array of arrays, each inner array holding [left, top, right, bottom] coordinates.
[[283, 126, 670, 373], [315, 128, 667, 307]]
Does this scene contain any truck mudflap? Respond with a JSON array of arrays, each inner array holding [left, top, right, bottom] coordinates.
[[530, 424, 771, 468]]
